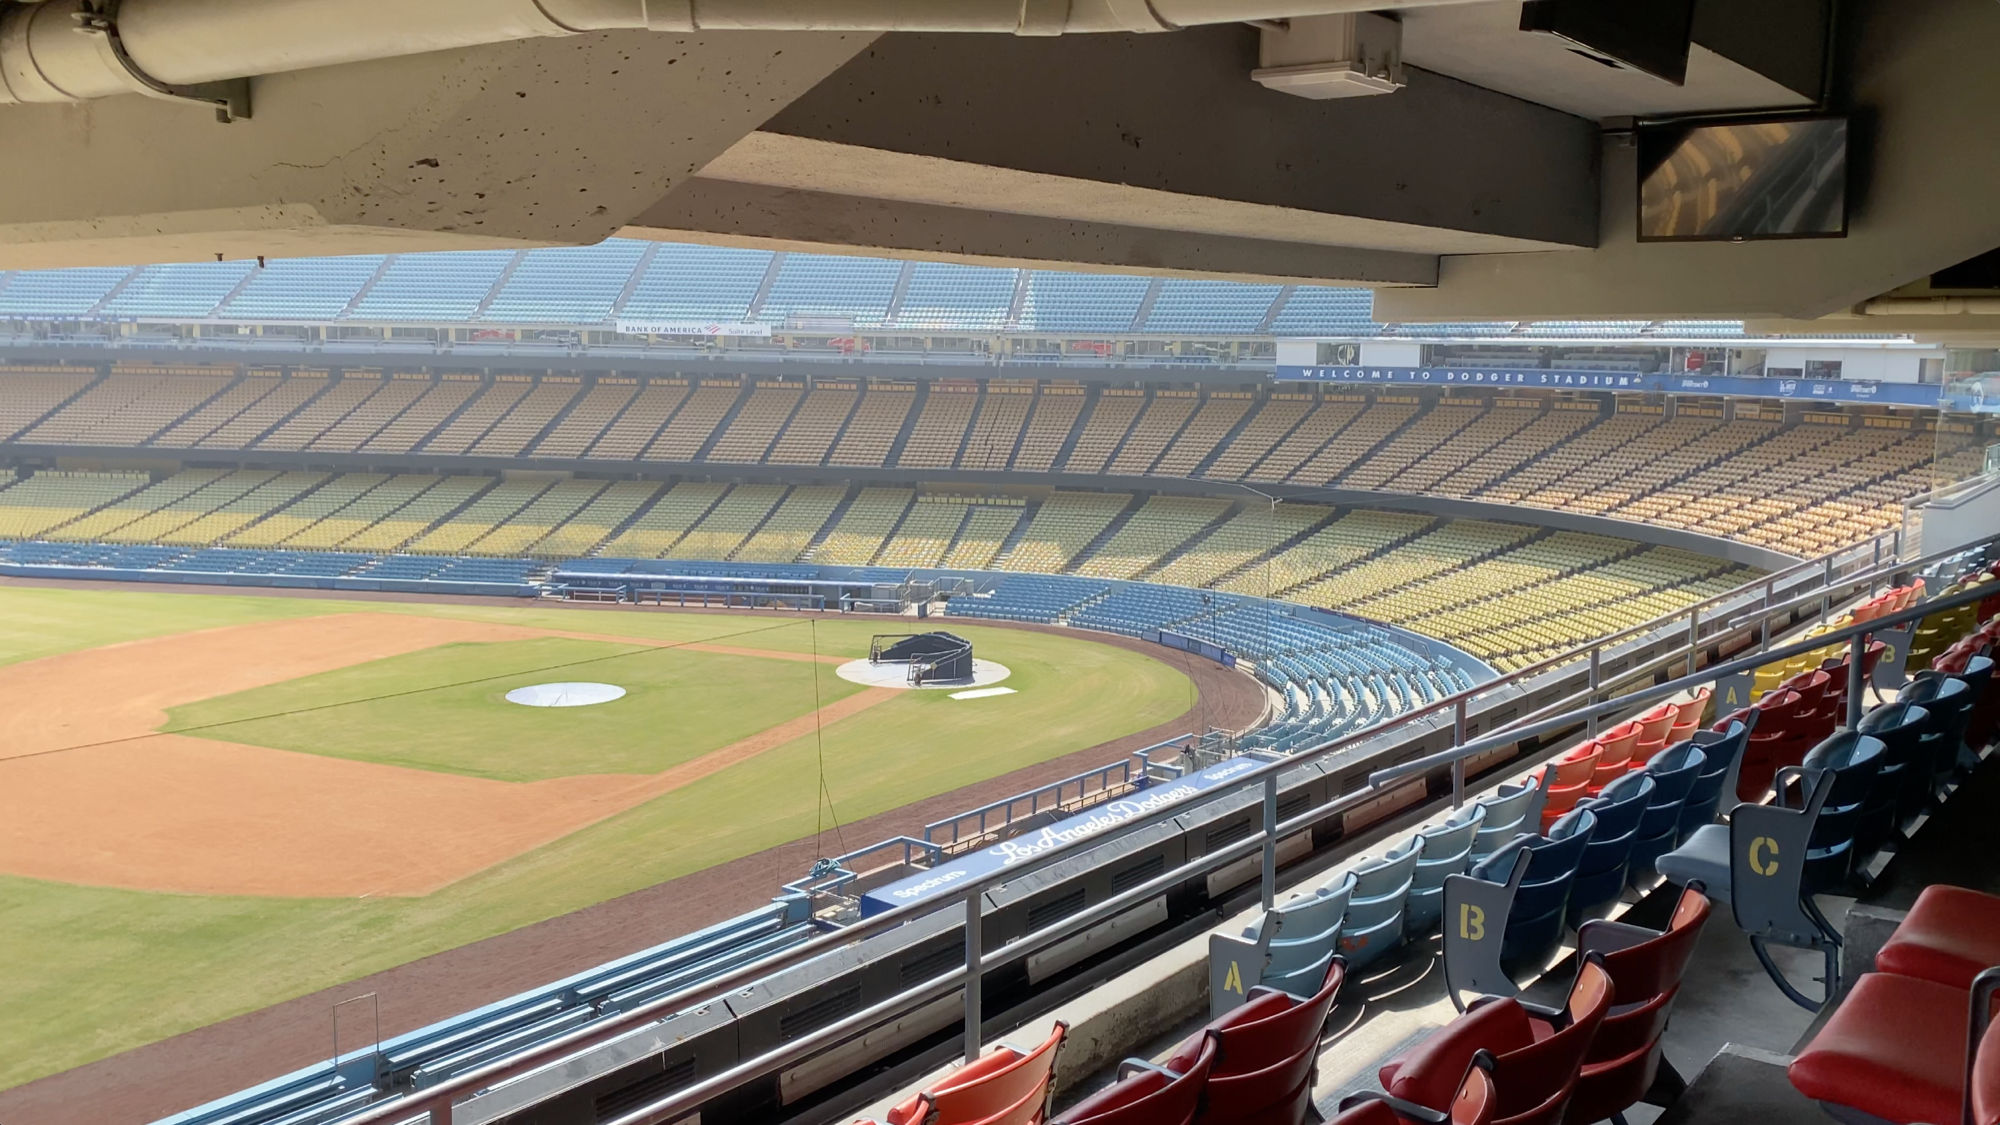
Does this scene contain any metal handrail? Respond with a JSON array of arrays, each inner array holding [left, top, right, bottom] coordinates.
[[333, 529, 1991, 1125]]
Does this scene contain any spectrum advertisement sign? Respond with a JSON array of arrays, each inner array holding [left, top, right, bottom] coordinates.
[[858, 757, 1263, 916], [1276, 366, 1944, 407]]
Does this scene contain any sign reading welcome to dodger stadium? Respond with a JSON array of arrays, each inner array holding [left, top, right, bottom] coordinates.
[[1276, 365, 1945, 407]]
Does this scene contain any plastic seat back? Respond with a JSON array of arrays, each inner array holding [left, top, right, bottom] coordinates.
[[1567, 773, 1655, 925], [1629, 742, 1705, 884], [1668, 688, 1712, 743], [923, 1022, 1068, 1125], [1342, 841, 1423, 971], [1188, 959, 1343, 1125], [1540, 745, 1601, 827], [1053, 1032, 1215, 1125], [1787, 731, 1885, 891], [1592, 722, 1642, 790], [1492, 960, 1612, 1124], [1740, 690, 1809, 800], [1409, 806, 1486, 934], [1903, 673, 1975, 789], [1472, 779, 1544, 862], [1678, 719, 1751, 838], [1467, 809, 1596, 973], [1857, 701, 1932, 832]]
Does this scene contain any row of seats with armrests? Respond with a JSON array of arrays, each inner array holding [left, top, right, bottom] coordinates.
[[854, 584, 1997, 1125], [1785, 608, 2000, 1125]]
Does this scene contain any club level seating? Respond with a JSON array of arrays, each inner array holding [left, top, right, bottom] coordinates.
[[620, 244, 772, 322]]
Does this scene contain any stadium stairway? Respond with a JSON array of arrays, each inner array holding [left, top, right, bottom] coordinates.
[[884, 382, 931, 465]]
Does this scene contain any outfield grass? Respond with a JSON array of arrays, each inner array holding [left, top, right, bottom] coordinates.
[[0, 585, 1194, 1090], [168, 637, 865, 781]]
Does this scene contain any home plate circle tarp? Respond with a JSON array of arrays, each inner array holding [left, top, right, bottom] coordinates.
[[504, 682, 628, 707]]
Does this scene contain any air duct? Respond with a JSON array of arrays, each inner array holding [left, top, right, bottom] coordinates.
[[0, 0, 1498, 112]]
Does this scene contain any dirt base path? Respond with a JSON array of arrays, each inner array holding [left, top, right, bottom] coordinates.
[[0, 611, 1263, 1125], [0, 613, 879, 897]]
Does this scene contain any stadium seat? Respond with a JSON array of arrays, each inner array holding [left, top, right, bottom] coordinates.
[[1538, 747, 1600, 831], [1051, 1031, 1217, 1125], [1676, 719, 1752, 840], [1332, 1060, 1495, 1125], [1244, 880, 1351, 998], [1163, 958, 1344, 1125], [1380, 959, 1612, 1125], [1629, 707, 1676, 769], [1409, 807, 1487, 935], [1447, 810, 1598, 992], [1788, 968, 2000, 1125], [1666, 688, 1711, 745], [1565, 772, 1654, 926], [1736, 688, 1813, 801], [1854, 701, 1932, 849], [1341, 842, 1423, 973], [1874, 885, 2000, 991], [1657, 734, 1878, 1009], [1591, 723, 1643, 793], [1564, 887, 1711, 1123], [1902, 672, 1977, 798], [1471, 780, 1545, 864], [874, 1022, 1068, 1125], [1626, 740, 1705, 886]]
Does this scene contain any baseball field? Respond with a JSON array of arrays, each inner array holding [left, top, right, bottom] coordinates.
[[0, 583, 1202, 1092]]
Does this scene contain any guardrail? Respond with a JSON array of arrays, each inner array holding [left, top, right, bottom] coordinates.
[[921, 751, 1154, 854], [334, 525, 1992, 1125]]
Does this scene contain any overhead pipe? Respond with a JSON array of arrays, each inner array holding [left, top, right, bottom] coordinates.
[[0, 0, 1496, 109]]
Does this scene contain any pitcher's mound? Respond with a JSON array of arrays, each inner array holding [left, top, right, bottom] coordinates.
[[835, 658, 1012, 691]]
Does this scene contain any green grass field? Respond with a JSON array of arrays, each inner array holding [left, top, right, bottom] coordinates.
[[0, 585, 1194, 1090]]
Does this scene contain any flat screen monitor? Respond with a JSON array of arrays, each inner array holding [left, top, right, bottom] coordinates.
[[1637, 116, 1849, 242]]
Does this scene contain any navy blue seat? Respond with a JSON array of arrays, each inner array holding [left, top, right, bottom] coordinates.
[[1567, 772, 1655, 926], [1787, 730, 1887, 892], [1657, 730, 1882, 1009], [1854, 701, 1930, 849], [1628, 740, 1706, 886], [1901, 673, 1975, 798], [1467, 808, 1597, 974], [1677, 718, 1752, 840]]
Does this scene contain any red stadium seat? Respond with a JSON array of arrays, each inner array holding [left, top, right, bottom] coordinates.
[[1591, 723, 1642, 793], [1737, 689, 1810, 801], [1539, 746, 1601, 830], [1789, 969, 2000, 1125], [1665, 688, 1711, 748], [1053, 1032, 1217, 1125], [1380, 961, 1611, 1125], [1164, 957, 1344, 1125], [1563, 887, 1712, 1122], [1875, 885, 2000, 991], [878, 1022, 1068, 1125], [1332, 1061, 1496, 1125]]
